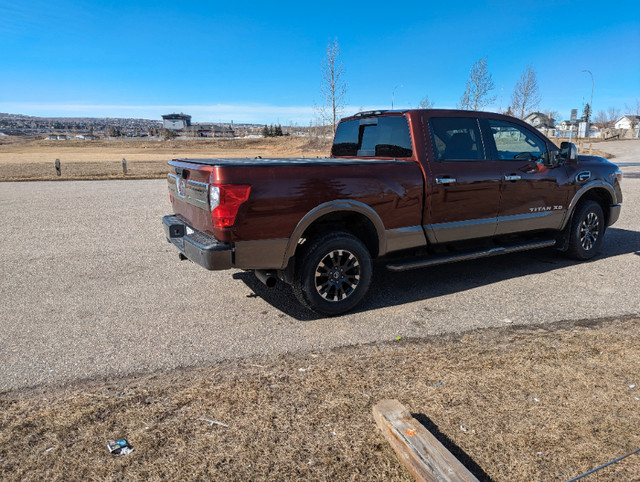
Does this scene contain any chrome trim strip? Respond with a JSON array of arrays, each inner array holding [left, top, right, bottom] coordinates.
[[167, 173, 209, 209], [425, 217, 497, 243], [385, 226, 427, 253], [495, 210, 565, 235], [435, 177, 456, 184], [576, 170, 591, 182], [504, 174, 522, 181]]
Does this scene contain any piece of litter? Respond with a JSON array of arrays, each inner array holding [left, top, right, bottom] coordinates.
[[298, 366, 312, 372], [503, 318, 513, 324], [629, 384, 636, 389], [404, 428, 417, 437], [534, 398, 540, 403], [434, 382, 443, 388], [460, 425, 468, 432], [396, 336, 402, 341], [45, 447, 54, 453], [331, 431, 337, 436], [537, 451, 543, 455], [107, 439, 134, 455], [197, 418, 229, 428]]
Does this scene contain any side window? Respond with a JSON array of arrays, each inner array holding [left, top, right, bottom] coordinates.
[[488, 119, 547, 160], [429, 117, 485, 161], [331, 116, 413, 158]]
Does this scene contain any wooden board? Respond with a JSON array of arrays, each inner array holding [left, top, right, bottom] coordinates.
[[372, 399, 479, 482]]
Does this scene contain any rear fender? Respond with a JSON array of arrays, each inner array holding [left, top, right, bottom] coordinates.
[[282, 200, 386, 267]]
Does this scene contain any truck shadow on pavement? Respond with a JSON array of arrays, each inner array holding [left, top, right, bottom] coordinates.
[[234, 227, 640, 321]]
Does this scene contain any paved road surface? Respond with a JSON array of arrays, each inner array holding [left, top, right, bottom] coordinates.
[[1, 153, 639, 391]]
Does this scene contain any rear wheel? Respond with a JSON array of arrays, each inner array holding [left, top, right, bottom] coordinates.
[[565, 200, 604, 260], [293, 232, 372, 316]]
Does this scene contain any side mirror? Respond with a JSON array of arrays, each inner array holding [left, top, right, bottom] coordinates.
[[560, 142, 578, 162]]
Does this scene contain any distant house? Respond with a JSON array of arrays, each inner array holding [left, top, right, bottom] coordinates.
[[524, 112, 555, 129], [189, 123, 235, 138], [213, 124, 234, 137], [614, 115, 640, 130], [162, 113, 192, 131], [559, 120, 576, 131]]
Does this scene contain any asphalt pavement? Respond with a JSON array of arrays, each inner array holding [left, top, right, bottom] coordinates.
[[1, 154, 639, 391]]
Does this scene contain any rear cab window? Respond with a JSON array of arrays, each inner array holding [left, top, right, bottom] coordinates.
[[332, 116, 413, 158]]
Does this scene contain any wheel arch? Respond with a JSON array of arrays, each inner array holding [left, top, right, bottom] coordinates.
[[282, 200, 385, 269], [563, 182, 615, 229]]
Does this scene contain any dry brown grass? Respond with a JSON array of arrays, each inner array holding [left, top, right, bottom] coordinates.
[[0, 136, 332, 181], [1, 316, 639, 481]]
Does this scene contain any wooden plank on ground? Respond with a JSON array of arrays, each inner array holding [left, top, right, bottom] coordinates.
[[372, 399, 479, 482]]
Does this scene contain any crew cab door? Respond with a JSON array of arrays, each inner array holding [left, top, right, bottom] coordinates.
[[483, 118, 571, 234], [424, 116, 502, 243]]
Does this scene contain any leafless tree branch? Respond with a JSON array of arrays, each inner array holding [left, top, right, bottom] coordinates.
[[459, 57, 496, 111], [510, 65, 541, 119], [319, 38, 347, 134]]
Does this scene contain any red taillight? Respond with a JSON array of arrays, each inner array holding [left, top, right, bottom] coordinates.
[[210, 184, 251, 228]]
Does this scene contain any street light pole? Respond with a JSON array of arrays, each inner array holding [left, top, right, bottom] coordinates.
[[581, 69, 594, 125]]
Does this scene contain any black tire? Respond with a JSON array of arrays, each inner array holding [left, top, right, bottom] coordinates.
[[565, 200, 605, 260], [293, 232, 372, 316]]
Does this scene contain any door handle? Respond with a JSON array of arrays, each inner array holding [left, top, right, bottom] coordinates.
[[436, 177, 457, 184], [504, 174, 521, 181]]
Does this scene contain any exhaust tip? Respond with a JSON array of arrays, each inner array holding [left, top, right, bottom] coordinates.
[[255, 270, 277, 288]]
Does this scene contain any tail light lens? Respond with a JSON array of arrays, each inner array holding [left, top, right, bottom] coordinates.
[[209, 184, 251, 228]]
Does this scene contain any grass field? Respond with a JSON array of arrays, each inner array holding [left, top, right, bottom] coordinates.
[[0, 136, 332, 181], [1, 316, 638, 480]]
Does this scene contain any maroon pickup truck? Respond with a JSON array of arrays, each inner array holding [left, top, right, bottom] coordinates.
[[163, 109, 623, 315]]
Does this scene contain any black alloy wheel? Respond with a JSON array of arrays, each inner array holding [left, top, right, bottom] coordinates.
[[293, 232, 372, 316], [566, 200, 605, 260]]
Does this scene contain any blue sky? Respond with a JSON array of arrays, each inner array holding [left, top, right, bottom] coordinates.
[[1, 0, 638, 124]]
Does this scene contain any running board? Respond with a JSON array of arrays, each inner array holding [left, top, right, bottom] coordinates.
[[386, 239, 557, 272]]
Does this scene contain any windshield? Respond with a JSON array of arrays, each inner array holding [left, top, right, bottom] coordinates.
[[332, 116, 413, 158]]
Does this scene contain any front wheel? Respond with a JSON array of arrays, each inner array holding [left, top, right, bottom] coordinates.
[[293, 232, 372, 316], [565, 200, 605, 260]]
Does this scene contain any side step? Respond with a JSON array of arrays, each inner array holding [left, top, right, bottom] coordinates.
[[386, 239, 556, 272]]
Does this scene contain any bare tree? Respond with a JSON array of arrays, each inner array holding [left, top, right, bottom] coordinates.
[[593, 110, 608, 128], [510, 65, 541, 119], [319, 38, 347, 134], [459, 57, 496, 111], [607, 107, 621, 126], [418, 94, 434, 109], [625, 98, 640, 116]]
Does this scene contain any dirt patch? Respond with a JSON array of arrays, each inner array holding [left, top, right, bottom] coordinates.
[[0, 136, 332, 181], [1, 316, 638, 480]]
